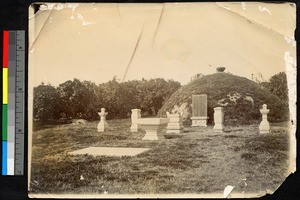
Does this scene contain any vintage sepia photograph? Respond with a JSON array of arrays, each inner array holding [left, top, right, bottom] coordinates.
[[28, 2, 296, 198]]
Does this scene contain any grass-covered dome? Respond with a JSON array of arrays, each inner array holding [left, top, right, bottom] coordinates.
[[158, 72, 289, 125]]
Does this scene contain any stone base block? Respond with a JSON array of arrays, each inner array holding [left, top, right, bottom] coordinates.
[[142, 131, 159, 140], [140, 125, 165, 140], [191, 117, 208, 127], [259, 123, 270, 134], [213, 123, 223, 133], [259, 125, 270, 133], [166, 121, 183, 132], [259, 130, 270, 134], [97, 122, 109, 132], [213, 129, 223, 133]]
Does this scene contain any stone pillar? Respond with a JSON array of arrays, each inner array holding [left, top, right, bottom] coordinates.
[[166, 112, 184, 134], [130, 109, 141, 132], [191, 94, 209, 127], [259, 104, 270, 134], [97, 108, 108, 132], [213, 107, 224, 133]]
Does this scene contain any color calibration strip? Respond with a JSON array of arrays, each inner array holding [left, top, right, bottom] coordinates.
[[2, 30, 25, 175], [2, 30, 9, 175]]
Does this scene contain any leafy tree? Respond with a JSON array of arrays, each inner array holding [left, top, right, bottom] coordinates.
[[33, 83, 61, 121], [98, 78, 181, 118], [268, 72, 288, 102], [137, 78, 181, 116], [82, 80, 103, 120], [57, 79, 100, 120], [99, 79, 140, 119], [260, 72, 288, 105], [121, 80, 141, 113], [99, 78, 125, 119]]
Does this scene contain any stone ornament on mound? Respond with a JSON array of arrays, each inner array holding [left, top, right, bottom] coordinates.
[[97, 108, 109, 132], [259, 104, 270, 134], [138, 118, 169, 140], [191, 94, 209, 127], [213, 107, 224, 133], [166, 112, 184, 134], [130, 109, 141, 132], [216, 67, 226, 72]]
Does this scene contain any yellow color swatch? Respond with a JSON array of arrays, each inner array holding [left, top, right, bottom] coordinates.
[[3, 68, 8, 104]]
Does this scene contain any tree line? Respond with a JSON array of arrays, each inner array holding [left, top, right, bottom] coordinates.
[[33, 78, 181, 122], [33, 72, 288, 123]]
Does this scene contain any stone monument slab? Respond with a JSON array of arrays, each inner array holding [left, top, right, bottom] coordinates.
[[191, 94, 209, 126]]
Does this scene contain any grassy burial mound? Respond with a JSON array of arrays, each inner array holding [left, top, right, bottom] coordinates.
[[158, 72, 289, 125]]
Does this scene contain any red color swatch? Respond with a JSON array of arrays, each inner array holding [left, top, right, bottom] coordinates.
[[3, 30, 9, 68]]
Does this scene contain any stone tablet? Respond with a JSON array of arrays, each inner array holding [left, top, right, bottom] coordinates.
[[191, 94, 208, 126]]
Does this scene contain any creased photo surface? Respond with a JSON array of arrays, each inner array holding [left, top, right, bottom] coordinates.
[[28, 2, 296, 198]]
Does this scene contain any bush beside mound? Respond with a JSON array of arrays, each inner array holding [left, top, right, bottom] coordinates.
[[157, 73, 289, 126]]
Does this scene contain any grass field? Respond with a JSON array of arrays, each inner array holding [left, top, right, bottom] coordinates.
[[30, 119, 290, 196]]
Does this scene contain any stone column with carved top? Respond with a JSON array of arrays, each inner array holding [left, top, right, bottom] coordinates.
[[259, 104, 270, 134], [97, 108, 108, 132]]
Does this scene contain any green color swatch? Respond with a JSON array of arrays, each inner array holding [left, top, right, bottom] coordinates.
[[2, 104, 7, 141]]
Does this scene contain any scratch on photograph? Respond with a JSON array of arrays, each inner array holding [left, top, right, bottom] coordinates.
[[28, 2, 296, 198]]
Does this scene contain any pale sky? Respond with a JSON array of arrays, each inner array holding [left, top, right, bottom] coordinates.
[[29, 2, 296, 86]]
